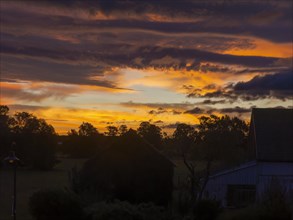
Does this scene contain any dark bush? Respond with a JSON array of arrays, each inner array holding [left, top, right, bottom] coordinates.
[[29, 189, 84, 220], [85, 201, 143, 220], [193, 199, 222, 220], [85, 200, 169, 220], [258, 178, 292, 220], [217, 206, 260, 220]]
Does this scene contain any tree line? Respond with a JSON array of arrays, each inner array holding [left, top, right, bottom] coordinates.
[[0, 105, 251, 171]]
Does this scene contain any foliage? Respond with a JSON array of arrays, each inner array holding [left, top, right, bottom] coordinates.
[[173, 123, 197, 156], [172, 123, 205, 202], [0, 105, 13, 156], [0, 105, 57, 170], [78, 122, 99, 137], [118, 125, 128, 136], [86, 200, 168, 220], [137, 121, 163, 150], [217, 206, 260, 220], [258, 177, 292, 220], [105, 126, 119, 136], [170, 116, 249, 206], [29, 189, 84, 220], [62, 122, 103, 158], [193, 199, 222, 220], [196, 115, 249, 163]]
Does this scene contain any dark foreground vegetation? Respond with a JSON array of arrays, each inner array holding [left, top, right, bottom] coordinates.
[[1, 105, 292, 220]]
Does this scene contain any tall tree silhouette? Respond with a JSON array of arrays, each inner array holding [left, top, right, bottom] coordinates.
[[118, 125, 128, 136], [78, 122, 99, 137], [105, 126, 118, 136], [137, 122, 163, 150], [63, 122, 102, 158], [2, 109, 57, 170]]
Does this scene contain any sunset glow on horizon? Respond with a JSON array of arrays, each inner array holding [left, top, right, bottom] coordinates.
[[0, 0, 292, 134]]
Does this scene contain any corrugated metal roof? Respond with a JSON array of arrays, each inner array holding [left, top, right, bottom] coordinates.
[[252, 108, 293, 162]]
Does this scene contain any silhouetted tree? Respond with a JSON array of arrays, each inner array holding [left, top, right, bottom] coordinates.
[[118, 124, 128, 136], [173, 123, 197, 155], [0, 105, 13, 156], [78, 122, 99, 136], [196, 115, 249, 164], [196, 115, 249, 199], [173, 123, 198, 201], [173, 115, 249, 203], [105, 126, 118, 136], [1, 109, 57, 170], [137, 122, 163, 150], [67, 129, 78, 136], [63, 122, 103, 158]]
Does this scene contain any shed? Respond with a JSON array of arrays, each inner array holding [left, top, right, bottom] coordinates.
[[204, 108, 293, 207], [77, 129, 174, 206]]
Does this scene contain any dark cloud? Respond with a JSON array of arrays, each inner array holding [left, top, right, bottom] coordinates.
[[1, 0, 292, 107], [132, 46, 281, 69], [9, 104, 50, 112], [233, 70, 293, 99], [187, 89, 237, 101], [186, 70, 293, 101], [198, 99, 227, 105], [184, 107, 205, 115], [3, 0, 291, 43], [2, 40, 283, 72], [213, 106, 293, 115], [154, 120, 164, 124], [1, 55, 130, 90], [203, 84, 217, 90], [121, 101, 193, 110], [148, 108, 183, 115], [149, 109, 167, 115], [172, 110, 182, 115], [1, 1, 291, 91], [199, 64, 232, 74], [235, 67, 290, 75], [217, 106, 251, 114]]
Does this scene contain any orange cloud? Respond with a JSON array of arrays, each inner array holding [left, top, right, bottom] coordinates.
[[224, 38, 292, 58]]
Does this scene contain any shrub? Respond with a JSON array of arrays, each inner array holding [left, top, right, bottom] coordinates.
[[193, 199, 222, 220], [85, 200, 169, 220], [136, 202, 167, 220], [258, 177, 292, 220], [29, 189, 84, 220], [217, 206, 260, 220], [86, 201, 143, 220]]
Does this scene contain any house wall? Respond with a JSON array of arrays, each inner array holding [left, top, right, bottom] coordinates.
[[204, 161, 293, 207], [257, 162, 293, 197], [204, 162, 257, 207]]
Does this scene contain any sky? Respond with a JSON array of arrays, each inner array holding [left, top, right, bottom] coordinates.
[[0, 0, 292, 134]]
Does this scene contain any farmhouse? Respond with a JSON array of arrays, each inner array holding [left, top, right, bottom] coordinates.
[[204, 108, 293, 207], [77, 129, 174, 206]]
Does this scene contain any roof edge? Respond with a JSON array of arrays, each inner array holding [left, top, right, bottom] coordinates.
[[209, 160, 257, 178]]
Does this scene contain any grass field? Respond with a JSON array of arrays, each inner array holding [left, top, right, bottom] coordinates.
[[0, 158, 86, 220]]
